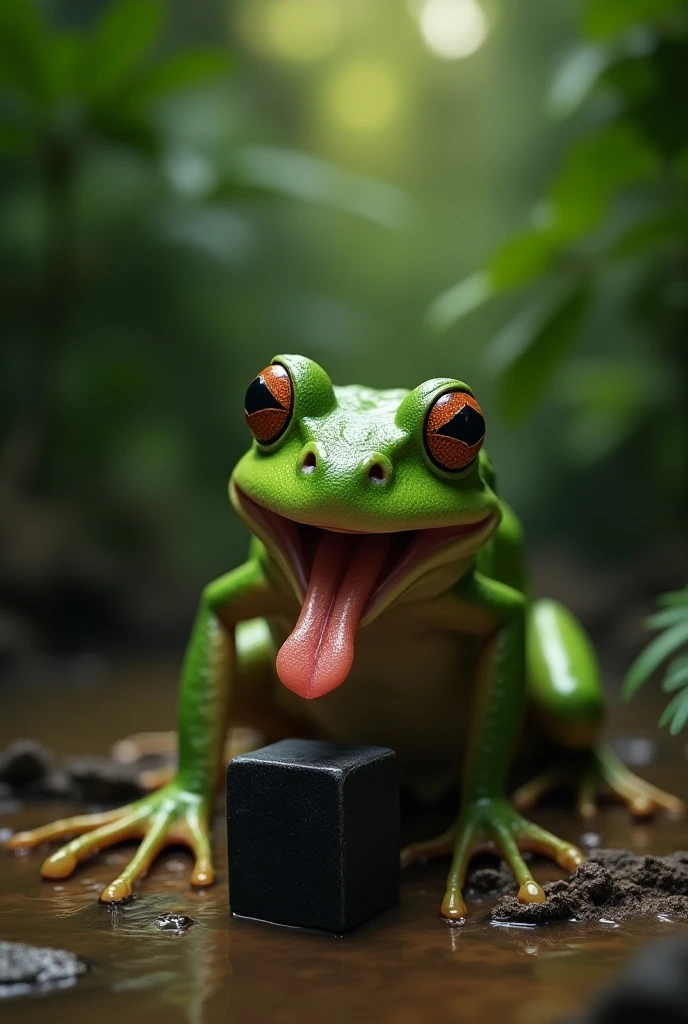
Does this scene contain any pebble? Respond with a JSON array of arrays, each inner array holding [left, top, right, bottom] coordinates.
[[155, 913, 196, 935]]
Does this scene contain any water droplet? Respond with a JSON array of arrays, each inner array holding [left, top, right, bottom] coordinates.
[[579, 832, 601, 848]]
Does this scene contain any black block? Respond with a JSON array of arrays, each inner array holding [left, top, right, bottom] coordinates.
[[226, 739, 400, 933]]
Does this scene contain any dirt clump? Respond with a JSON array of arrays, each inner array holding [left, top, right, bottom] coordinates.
[[466, 859, 516, 895], [492, 848, 688, 925]]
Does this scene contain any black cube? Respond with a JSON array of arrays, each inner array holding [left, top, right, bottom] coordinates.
[[226, 739, 400, 933]]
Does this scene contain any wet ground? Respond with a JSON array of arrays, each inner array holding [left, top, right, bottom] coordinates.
[[1, 662, 687, 1024]]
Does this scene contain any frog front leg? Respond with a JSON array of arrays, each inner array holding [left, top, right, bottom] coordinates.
[[7, 560, 279, 902], [401, 572, 583, 922]]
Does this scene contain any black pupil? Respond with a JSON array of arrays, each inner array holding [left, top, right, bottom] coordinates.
[[436, 404, 485, 446], [244, 375, 284, 415]]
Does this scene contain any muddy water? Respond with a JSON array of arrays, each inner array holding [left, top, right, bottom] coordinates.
[[1, 663, 688, 1024]]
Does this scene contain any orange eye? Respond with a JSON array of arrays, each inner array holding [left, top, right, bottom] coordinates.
[[424, 390, 485, 472], [244, 363, 293, 444]]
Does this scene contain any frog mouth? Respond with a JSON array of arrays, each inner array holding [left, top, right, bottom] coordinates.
[[231, 483, 495, 700]]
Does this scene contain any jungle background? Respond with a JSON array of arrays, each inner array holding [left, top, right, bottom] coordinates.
[[1, 0, 686, 697]]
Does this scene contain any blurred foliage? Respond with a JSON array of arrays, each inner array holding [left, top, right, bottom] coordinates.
[[0, 0, 415, 636], [4, 0, 685, 656], [624, 585, 688, 734], [429, 0, 688, 525]]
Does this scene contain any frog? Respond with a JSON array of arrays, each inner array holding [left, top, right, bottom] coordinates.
[[9, 355, 683, 921]]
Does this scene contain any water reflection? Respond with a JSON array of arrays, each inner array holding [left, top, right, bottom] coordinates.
[[2, 725, 688, 1024]]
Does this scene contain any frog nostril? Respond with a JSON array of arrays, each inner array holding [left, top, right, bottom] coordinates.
[[367, 462, 387, 484], [301, 451, 317, 475]]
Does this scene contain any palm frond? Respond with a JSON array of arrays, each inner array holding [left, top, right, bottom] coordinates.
[[623, 585, 688, 734]]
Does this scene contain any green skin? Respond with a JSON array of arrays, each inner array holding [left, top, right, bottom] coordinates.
[[9, 355, 683, 920]]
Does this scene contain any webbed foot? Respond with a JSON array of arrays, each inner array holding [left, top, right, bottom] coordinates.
[[6, 783, 214, 901], [401, 798, 583, 922], [512, 743, 685, 820]]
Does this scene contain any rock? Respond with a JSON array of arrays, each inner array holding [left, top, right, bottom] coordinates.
[[492, 849, 688, 926], [155, 913, 196, 935], [571, 935, 688, 1023], [27, 769, 79, 802], [0, 941, 88, 995], [66, 757, 144, 804], [0, 741, 52, 789]]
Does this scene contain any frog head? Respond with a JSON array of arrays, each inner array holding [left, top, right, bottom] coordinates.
[[230, 354, 500, 699]]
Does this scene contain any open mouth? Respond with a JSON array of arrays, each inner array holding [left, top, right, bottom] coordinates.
[[232, 484, 494, 701]]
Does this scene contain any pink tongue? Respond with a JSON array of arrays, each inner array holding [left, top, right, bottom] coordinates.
[[276, 530, 391, 699]]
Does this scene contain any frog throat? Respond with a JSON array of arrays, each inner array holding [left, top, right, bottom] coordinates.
[[230, 482, 495, 701]]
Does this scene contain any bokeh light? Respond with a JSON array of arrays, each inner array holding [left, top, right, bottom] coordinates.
[[239, 0, 342, 63], [324, 60, 401, 133], [418, 0, 488, 60]]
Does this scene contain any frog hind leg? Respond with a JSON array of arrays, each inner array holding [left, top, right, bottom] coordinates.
[[513, 598, 684, 819], [113, 619, 281, 792]]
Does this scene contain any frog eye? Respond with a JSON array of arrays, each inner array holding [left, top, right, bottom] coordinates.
[[244, 363, 293, 444], [424, 390, 485, 472]]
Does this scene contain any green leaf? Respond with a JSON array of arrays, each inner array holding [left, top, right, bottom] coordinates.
[[659, 687, 688, 735], [662, 655, 688, 693], [584, 0, 684, 40], [488, 281, 590, 423], [489, 226, 561, 291], [155, 206, 253, 264], [0, 118, 29, 155], [425, 272, 493, 333], [646, 605, 688, 629], [548, 43, 612, 118], [48, 31, 84, 98], [225, 146, 414, 230], [88, 108, 160, 155], [129, 49, 233, 105], [81, 0, 164, 104], [426, 228, 562, 334], [609, 210, 688, 257], [602, 53, 658, 103], [557, 354, 666, 465], [426, 124, 660, 335], [623, 620, 688, 698], [658, 586, 688, 607], [562, 403, 640, 464], [0, 0, 50, 102], [549, 124, 659, 238]]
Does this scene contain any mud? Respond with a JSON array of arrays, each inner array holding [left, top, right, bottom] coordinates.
[[2, 664, 688, 1024], [467, 859, 517, 895], [493, 849, 688, 925]]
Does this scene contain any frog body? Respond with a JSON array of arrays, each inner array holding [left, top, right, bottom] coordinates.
[[260, 597, 479, 800], [10, 356, 683, 919]]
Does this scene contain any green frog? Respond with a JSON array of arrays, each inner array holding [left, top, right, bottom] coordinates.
[[9, 355, 682, 921]]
